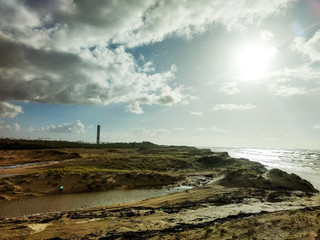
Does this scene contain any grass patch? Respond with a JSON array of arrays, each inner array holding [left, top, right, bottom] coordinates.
[[29, 167, 181, 177], [0, 138, 212, 153]]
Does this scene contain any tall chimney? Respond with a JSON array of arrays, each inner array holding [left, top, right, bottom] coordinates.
[[96, 125, 100, 144]]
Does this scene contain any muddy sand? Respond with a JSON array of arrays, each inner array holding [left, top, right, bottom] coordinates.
[[0, 141, 319, 239]]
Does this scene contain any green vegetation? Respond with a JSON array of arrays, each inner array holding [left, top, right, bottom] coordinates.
[[44, 167, 141, 175], [0, 138, 215, 198], [46, 147, 212, 173], [0, 138, 212, 152], [0, 138, 154, 149], [0, 139, 213, 173], [0, 139, 212, 173]]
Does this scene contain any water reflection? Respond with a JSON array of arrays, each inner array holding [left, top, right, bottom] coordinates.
[[0, 162, 47, 169], [0, 186, 192, 218]]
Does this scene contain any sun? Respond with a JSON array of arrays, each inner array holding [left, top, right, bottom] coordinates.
[[235, 44, 276, 81]]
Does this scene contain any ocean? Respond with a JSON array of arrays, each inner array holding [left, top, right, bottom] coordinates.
[[212, 147, 320, 191]]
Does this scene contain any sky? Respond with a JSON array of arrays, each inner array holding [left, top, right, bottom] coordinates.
[[0, 0, 320, 149]]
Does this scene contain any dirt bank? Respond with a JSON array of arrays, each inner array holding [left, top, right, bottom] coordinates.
[[0, 149, 81, 166]]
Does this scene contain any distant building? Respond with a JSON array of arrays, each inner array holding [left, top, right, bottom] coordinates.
[[97, 125, 100, 144]]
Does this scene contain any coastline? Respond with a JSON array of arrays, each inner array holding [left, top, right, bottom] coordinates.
[[212, 147, 320, 191], [0, 140, 319, 239]]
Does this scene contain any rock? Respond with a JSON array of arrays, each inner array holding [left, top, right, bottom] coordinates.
[[197, 154, 236, 168], [217, 169, 270, 188], [215, 152, 230, 158], [217, 168, 318, 194], [266, 169, 318, 193]]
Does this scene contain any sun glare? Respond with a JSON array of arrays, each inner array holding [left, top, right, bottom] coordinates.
[[236, 44, 275, 81]]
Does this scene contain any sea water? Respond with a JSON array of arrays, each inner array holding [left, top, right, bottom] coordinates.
[[212, 147, 320, 191]]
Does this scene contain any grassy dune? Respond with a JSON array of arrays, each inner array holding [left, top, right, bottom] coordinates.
[[0, 139, 319, 239], [0, 140, 212, 199]]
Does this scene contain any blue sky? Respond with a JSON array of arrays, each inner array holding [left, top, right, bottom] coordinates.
[[0, 0, 320, 149]]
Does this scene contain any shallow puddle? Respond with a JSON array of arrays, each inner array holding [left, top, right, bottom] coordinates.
[[0, 162, 46, 169], [0, 185, 192, 218]]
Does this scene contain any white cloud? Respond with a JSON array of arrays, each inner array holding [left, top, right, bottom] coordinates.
[[194, 126, 205, 132], [219, 82, 240, 95], [268, 64, 320, 81], [291, 30, 320, 62], [269, 79, 307, 97], [0, 43, 186, 113], [4, 123, 20, 131], [260, 30, 274, 42], [271, 30, 320, 98], [0, 102, 23, 118], [265, 65, 320, 96], [142, 61, 155, 73], [0, 1, 189, 114], [313, 124, 320, 129], [12, 123, 20, 131], [212, 103, 257, 111], [190, 111, 202, 116], [133, 128, 170, 137], [40, 120, 85, 134], [118, 0, 296, 47], [126, 102, 144, 114], [209, 126, 227, 133], [0, 0, 296, 49], [194, 125, 227, 133], [0, 0, 152, 50], [0, 0, 296, 114]]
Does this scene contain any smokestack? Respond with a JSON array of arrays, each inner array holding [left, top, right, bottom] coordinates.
[[97, 125, 100, 144]]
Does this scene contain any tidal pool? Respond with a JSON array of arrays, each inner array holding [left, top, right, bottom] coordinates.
[[0, 186, 192, 218]]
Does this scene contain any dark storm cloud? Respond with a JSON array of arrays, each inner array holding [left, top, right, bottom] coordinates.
[[0, 38, 99, 103], [0, 37, 181, 107], [0, 39, 85, 72]]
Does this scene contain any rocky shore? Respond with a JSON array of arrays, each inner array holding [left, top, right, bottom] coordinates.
[[0, 141, 319, 239]]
